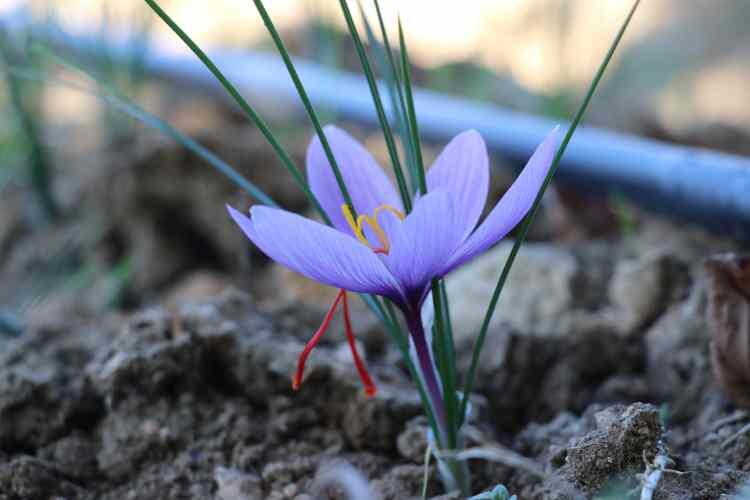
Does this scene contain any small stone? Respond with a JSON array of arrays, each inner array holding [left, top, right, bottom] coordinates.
[[372, 464, 437, 499], [0, 456, 84, 499], [343, 389, 421, 452], [38, 434, 98, 481], [262, 458, 315, 487], [607, 251, 690, 335], [232, 443, 266, 470], [397, 418, 429, 463], [270, 407, 320, 440], [644, 285, 710, 422], [262, 462, 294, 484], [214, 466, 263, 500], [282, 483, 299, 497], [446, 242, 581, 341]]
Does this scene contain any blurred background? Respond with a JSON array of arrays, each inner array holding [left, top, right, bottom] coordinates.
[[1, 0, 748, 334]]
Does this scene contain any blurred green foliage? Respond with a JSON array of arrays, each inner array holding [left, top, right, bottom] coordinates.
[[1, 30, 59, 220]]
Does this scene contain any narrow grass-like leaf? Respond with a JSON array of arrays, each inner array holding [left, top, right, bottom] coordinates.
[[371, 1, 418, 175], [337, 0, 412, 212], [459, 0, 642, 425], [360, 0, 419, 191], [431, 278, 457, 448], [251, 0, 356, 214], [143, 0, 330, 224], [109, 97, 279, 207], [438, 280, 458, 438], [397, 21, 426, 194], [438, 282, 457, 384]]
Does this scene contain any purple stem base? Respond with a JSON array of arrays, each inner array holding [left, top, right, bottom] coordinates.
[[406, 312, 447, 443]]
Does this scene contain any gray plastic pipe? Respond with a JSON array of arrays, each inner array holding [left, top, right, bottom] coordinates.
[[7, 11, 750, 239], [176, 51, 750, 240]]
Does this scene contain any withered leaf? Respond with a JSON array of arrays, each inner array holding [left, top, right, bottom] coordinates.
[[706, 253, 750, 408]]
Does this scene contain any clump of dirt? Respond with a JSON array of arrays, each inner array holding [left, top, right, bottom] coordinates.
[[0, 289, 458, 499]]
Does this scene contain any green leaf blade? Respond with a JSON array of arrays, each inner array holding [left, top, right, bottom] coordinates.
[[458, 0, 642, 426]]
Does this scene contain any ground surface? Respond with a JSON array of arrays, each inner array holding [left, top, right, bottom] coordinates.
[[1, 120, 749, 499]]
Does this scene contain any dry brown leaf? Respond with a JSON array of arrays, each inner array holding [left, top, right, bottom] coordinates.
[[706, 253, 750, 408]]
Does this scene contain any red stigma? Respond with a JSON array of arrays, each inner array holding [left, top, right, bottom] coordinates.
[[342, 291, 377, 397], [293, 289, 377, 397], [292, 290, 343, 391]]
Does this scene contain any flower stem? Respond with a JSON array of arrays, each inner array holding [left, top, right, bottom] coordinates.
[[406, 312, 447, 444]]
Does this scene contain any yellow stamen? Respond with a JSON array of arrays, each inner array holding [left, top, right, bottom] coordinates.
[[341, 204, 405, 253], [373, 205, 406, 221]]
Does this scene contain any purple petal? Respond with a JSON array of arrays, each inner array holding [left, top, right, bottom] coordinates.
[[227, 205, 404, 300], [307, 125, 403, 235], [426, 130, 489, 241], [443, 127, 560, 272], [383, 191, 465, 302]]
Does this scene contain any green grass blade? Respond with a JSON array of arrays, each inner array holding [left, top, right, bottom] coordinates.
[[251, 0, 356, 215], [372, 1, 420, 189], [430, 278, 457, 448], [107, 97, 279, 207], [360, 0, 419, 191], [337, 0, 412, 212], [458, 0, 642, 426], [398, 20, 426, 194], [438, 279, 457, 436], [143, 0, 330, 224]]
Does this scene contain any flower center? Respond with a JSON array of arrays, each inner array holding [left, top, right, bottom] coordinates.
[[341, 204, 405, 254]]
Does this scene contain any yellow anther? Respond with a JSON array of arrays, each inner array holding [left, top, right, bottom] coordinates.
[[341, 204, 405, 253], [373, 205, 405, 221], [342, 204, 369, 245]]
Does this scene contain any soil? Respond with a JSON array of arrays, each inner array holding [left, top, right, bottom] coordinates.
[[2, 119, 750, 499]]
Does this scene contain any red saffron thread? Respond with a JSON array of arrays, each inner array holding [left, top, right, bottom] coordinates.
[[292, 289, 377, 397], [292, 289, 344, 391], [342, 291, 377, 397]]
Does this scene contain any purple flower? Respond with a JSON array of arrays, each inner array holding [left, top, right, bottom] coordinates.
[[227, 125, 558, 415], [229, 125, 558, 312]]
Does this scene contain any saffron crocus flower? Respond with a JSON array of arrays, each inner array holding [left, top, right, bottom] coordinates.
[[227, 125, 559, 423]]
